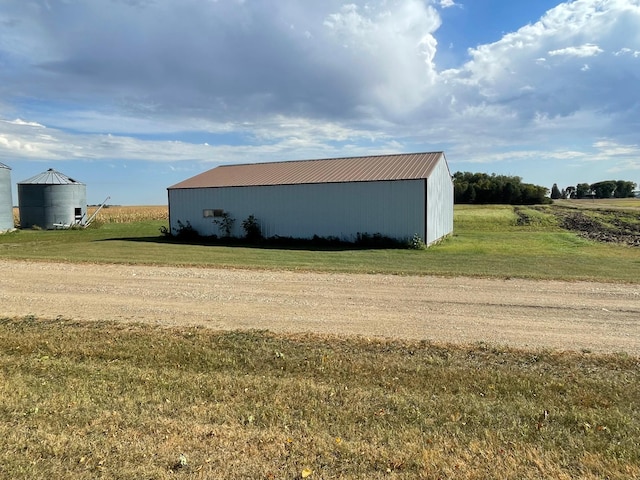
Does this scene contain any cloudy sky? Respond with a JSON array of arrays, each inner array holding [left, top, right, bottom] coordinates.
[[1, 0, 639, 205]]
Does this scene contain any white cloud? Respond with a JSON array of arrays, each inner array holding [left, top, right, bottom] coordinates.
[[614, 47, 640, 57], [5, 119, 46, 128], [548, 44, 603, 57], [593, 140, 640, 157], [439, 0, 458, 8], [322, 1, 440, 114], [0, 113, 397, 166], [435, 0, 640, 136]]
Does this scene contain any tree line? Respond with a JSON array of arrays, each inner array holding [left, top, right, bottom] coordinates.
[[550, 180, 637, 200], [453, 172, 551, 205]]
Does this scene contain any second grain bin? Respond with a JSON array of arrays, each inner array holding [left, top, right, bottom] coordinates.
[[18, 168, 87, 229], [0, 162, 14, 232]]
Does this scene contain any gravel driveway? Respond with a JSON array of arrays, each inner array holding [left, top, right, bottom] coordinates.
[[1, 260, 638, 355]]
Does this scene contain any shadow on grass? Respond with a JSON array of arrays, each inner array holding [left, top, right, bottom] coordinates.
[[95, 233, 414, 252]]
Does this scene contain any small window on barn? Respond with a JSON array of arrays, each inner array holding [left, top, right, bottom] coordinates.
[[203, 209, 225, 218]]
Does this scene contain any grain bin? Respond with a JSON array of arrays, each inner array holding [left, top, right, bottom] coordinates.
[[18, 168, 87, 229], [0, 162, 14, 232]]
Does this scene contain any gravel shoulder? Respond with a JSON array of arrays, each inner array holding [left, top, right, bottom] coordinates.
[[1, 259, 638, 355]]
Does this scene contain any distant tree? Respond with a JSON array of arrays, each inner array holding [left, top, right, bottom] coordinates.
[[576, 183, 592, 199], [590, 181, 617, 199], [565, 186, 576, 199], [465, 184, 477, 203], [520, 183, 550, 205], [550, 183, 562, 199], [503, 181, 520, 204], [453, 172, 550, 205], [614, 180, 637, 198]]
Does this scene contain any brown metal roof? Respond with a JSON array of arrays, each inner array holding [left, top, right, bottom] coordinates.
[[169, 152, 446, 189]]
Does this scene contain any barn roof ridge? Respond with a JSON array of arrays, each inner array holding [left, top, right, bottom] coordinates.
[[169, 151, 447, 190], [214, 151, 445, 169]]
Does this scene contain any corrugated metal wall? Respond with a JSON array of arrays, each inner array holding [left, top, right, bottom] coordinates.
[[18, 184, 87, 229], [425, 156, 454, 245], [0, 164, 13, 232], [169, 179, 426, 241]]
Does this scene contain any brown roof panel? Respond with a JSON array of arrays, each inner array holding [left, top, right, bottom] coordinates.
[[168, 152, 445, 189]]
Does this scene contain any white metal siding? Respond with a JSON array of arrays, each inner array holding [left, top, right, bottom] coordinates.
[[425, 157, 454, 245], [0, 165, 12, 232], [169, 180, 425, 241]]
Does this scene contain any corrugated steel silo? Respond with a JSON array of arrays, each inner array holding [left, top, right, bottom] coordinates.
[[0, 162, 14, 232], [18, 168, 87, 229]]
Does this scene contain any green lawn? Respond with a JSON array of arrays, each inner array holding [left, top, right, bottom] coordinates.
[[2, 205, 639, 282]]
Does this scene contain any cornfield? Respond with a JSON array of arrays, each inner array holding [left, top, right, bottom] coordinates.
[[12, 205, 168, 226], [87, 205, 168, 223]]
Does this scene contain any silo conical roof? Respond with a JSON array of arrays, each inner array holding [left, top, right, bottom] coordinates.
[[0, 162, 11, 170], [18, 168, 84, 185]]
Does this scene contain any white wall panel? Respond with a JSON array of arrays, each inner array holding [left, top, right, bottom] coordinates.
[[169, 179, 426, 241]]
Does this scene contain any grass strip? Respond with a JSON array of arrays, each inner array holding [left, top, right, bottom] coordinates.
[[2, 204, 639, 282], [1, 317, 638, 479]]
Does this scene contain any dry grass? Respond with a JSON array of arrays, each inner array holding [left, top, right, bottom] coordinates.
[[1, 317, 638, 479]]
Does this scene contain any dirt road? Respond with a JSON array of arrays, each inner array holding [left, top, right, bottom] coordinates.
[[1, 260, 638, 355]]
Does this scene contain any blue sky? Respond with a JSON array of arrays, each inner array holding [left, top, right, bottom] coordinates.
[[1, 0, 639, 205]]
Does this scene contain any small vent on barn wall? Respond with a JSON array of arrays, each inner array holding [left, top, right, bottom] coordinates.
[[203, 209, 225, 218]]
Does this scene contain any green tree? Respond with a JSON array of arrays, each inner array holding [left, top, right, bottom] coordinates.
[[550, 183, 562, 199], [576, 183, 591, 199], [590, 181, 616, 199], [453, 172, 550, 205], [503, 181, 520, 204], [614, 180, 637, 198]]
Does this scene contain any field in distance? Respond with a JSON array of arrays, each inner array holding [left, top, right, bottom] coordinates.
[[555, 197, 640, 211]]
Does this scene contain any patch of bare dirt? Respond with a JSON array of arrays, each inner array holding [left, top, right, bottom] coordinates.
[[553, 208, 640, 246], [1, 260, 638, 355]]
